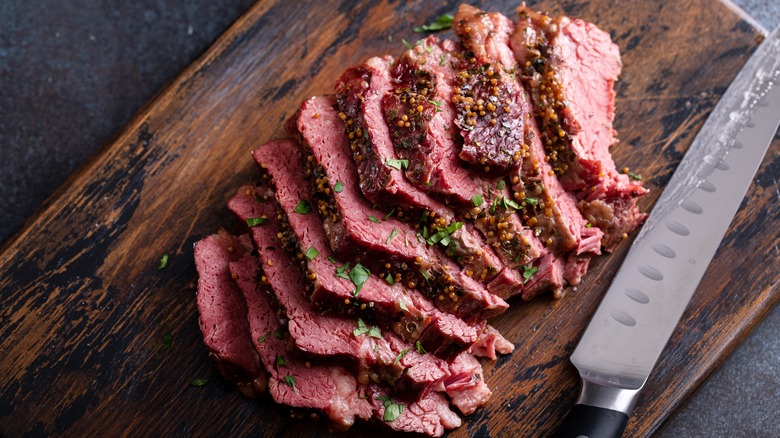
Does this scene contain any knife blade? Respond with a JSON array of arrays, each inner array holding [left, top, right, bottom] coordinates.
[[554, 25, 780, 438]]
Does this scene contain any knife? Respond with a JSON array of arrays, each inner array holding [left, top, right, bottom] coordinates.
[[554, 25, 780, 438]]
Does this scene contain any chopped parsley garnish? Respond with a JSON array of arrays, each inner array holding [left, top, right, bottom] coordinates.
[[327, 256, 338, 263], [384, 208, 396, 221], [333, 181, 344, 192], [385, 158, 410, 170], [497, 179, 506, 190], [399, 300, 409, 312], [415, 341, 426, 354], [426, 222, 463, 246], [585, 222, 593, 228], [158, 254, 169, 270], [258, 333, 269, 343], [386, 228, 399, 243], [439, 53, 446, 66], [628, 172, 643, 180], [245, 217, 267, 227], [354, 318, 382, 339], [393, 348, 411, 364], [471, 194, 484, 207], [162, 333, 173, 349], [283, 375, 296, 389], [429, 100, 443, 112], [413, 14, 454, 32], [274, 327, 284, 339], [305, 246, 319, 260], [335, 262, 351, 279], [522, 265, 538, 283], [385, 273, 395, 285], [416, 232, 425, 244], [524, 197, 539, 206], [276, 355, 288, 367], [376, 396, 405, 422], [293, 200, 311, 214], [402, 38, 413, 49], [500, 197, 522, 210], [349, 263, 371, 297], [419, 269, 430, 286], [422, 225, 429, 239], [368, 215, 381, 223], [189, 378, 208, 387]]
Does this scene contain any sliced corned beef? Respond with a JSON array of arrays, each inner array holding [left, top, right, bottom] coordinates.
[[286, 96, 508, 322], [451, 4, 530, 171], [469, 325, 516, 361], [228, 191, 454, 399], [231, 184, 486, 367], [443, 352, 493, 415], [334, 56, 505, 281], [509, 115, 590, 255], [511, 7, 647, 249], [193, 232, 267, 398], [521, 253, 565, 300], [385, 36, 483, 207], [366, 385, 462, 437], [229, 250, 373, 427]]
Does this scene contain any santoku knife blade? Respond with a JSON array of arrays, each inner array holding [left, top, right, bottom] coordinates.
[[554, 25, 780, 438]]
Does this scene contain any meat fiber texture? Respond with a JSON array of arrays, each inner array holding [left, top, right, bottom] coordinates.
[[193, 3, 646, 436]]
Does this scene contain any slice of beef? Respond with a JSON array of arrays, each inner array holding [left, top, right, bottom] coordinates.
[[511, 7, 647, 249], [286, 97, 508, 322], [509, 114, 591, 255], [229, 249, 373, 427], [450, 4, 530, 172], [193, 232, 267, 398], [521, 253, 565, 300], [468, 325, 515, 361], [443, 352, 493, 415], [366, 385, 462, 437], [385, 36, 482, 207], [333, 56, 505, 281], [230, 186, 474, 370], [226, 204, 452, 399]]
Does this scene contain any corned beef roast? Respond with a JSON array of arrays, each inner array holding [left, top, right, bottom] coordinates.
[[193, 3, 645, 436]]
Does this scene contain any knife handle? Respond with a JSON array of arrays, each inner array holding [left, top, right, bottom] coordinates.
[[553, 379, 641, 438], [553, 404, 628, 438]]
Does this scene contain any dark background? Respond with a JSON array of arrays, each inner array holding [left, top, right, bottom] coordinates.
[[1, 0, 778, 436]]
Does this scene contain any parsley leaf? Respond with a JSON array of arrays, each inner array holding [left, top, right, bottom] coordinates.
[[162, 333, 173, 349], [384, 208, 396, 221], [245, 217, 267, 227], [335, 262, 351, 279], [258, 333, 269, 343], [283, 375, 296, 389], [349, 263, 371, 297], [393, 348, 411, 364], [354, 318, 382, 339], [426, 222, 463, 246], [274, 327, 284, 339], [368, 215, 381, 223], [189, 378, 208, 387], [402, 38, 413, 49], [585, 222, 593, 228], [628, 172, 643, 180], [415, 341, 426, 354], [368, 326, 382, 339], [472, 194, 484, 207], [158, 254, 169, 270], [497, 179, 506, 190], [385, 158, 410, 170], [413, 14, 454, 32], [500, 197, 522, 210], [385, 273, 395, 285], [522, 265, 538, 283], [387, 228, 399, 243], [276, 355, 287, 367], [399, 300, 409, 312], [327, 256, 338, 263], [524, 197, 539, 206], [384, 402, 405, 422], [293, 200, 311, 214], [439, 53, 446, 66], [333, 181, 344, 192], [305, 246, 319, 260]]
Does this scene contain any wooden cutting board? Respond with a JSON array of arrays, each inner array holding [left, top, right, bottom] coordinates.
[[1, 0, 777, 436]]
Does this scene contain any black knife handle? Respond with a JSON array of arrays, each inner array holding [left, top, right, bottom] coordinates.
[[552, 404, 629, 438]]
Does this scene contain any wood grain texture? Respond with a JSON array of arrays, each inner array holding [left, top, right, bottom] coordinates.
[[0, 0, 776, 436]]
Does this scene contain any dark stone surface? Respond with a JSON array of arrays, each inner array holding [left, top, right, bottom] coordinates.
[[0, 0, 777, 437]]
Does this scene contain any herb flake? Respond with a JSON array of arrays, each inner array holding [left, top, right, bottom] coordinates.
[[368, 215, 381, 223], [158, 254, 169, 270], [333, 181, 345, 192], [258, 333, 269, 343], [387, 228, 399, 243], [162, 333, 173, 349], [426, 222, 463, 246], [349, 263, 371, 297], [189, 378, 208, 387], [393, 348, 411, 364], [385, 273, 395, 285], [293, 200, 311, 214], [245, 217, 267, 227], [415, 341, 426, 354], [305, 246, 319, 260], [385, 158, 410, 170], [522, 265, 538, 283], [276, 355, 288, 367], [413, 14, 454, 32], [628, 172, 643, 180], [283, 375, 296, 389], [472, 194, 484, 207]]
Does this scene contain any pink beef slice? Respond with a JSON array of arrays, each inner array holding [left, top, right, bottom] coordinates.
[[285, 97, 509, 323], [193, 231, 267, 398], [522, 252, 565, 300], [451, 4, 531, 171], [333, 57, 505, 282], [511, 7, 647, 250], [228, 187, 453, 399], [443, 352, 493, 415], [228, 185, 483, 362], [366, 385, 462, 437], [228, 250, 372, 427], [469, 325, 515, 360]]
